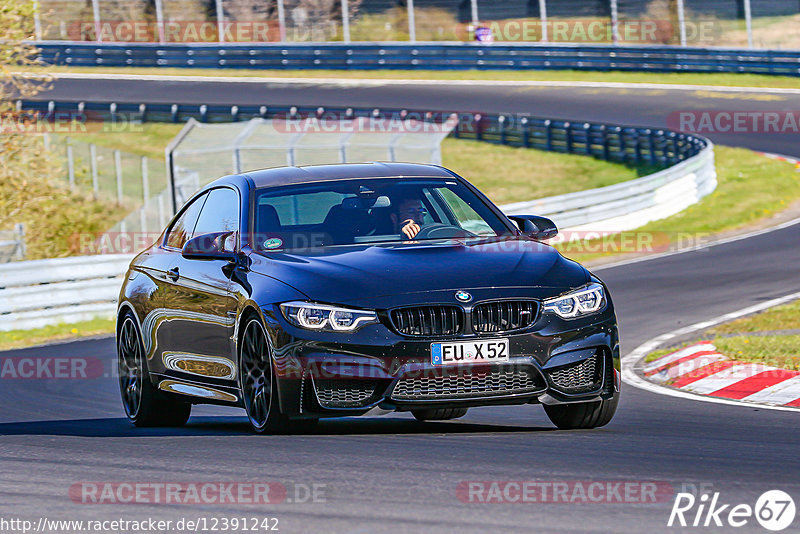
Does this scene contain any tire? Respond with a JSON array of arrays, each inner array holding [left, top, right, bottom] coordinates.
[[117, 312, 191, 427], [412, 407, 469, 421], [238, 316, 285, 434], [543, 393, 619, 430]]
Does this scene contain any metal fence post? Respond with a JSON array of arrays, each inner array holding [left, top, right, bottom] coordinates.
[[498, 115, 506, 145], [583, 123, 592, 155], [564, 122, 572, 153], [470, 0, 478, 25], [141, 156, 150, 206], [521, 117, 530, 148], [115, 149, 123, 205], [407, 0, 416, 43], [341, 0, 351, 43], [609, 0, 619, 45], [15, 223, 26, 260], [155, 0, 165, 44], [90, 143, 99, 196], [743, 0, 753, 48], [216, 0, 225, 43], [32, 0, 42, 41], [67, 143, 75, 189], [676, 0, 687, 46], [539, 0, 548, 42], [158, 194, 166, 229], [277, 0, 287, 42], [544, 119, 552, 151], [91, 0, 101, 42]]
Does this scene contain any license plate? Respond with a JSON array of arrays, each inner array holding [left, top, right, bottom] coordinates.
[[431, 339, 509, 366]]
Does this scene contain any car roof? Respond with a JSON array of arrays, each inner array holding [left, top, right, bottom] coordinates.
[[241, 162, 456, 188]]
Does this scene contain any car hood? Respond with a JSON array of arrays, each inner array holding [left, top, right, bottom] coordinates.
[[248, 237, 588, 307]]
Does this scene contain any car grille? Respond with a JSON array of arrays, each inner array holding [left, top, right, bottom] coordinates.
[[390, 306, 464, 337], [547, 354, 603, 393], [313, 378, 379, 408], [472, 300, 538, 334], [391, 366, 543, 401]]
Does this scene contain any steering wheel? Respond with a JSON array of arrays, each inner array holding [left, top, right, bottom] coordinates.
[[414, 223, 476, 240]]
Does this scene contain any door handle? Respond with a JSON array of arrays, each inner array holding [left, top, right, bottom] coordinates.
[[166, 267, 180, 281]]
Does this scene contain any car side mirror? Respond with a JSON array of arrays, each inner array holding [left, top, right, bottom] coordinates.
[[508, 215, 558, 240], [182, 231, 237, 260]]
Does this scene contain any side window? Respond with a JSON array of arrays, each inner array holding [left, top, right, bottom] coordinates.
[[436, 187, 494, 235], [165, 193, 207, 249], [193, 188, 240, 251]]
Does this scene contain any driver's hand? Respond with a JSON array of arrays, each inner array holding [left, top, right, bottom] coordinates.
[[401, 219, 421, 239]]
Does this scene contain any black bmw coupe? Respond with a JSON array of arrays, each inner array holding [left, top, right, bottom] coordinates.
[[117, 162, 620, 433]]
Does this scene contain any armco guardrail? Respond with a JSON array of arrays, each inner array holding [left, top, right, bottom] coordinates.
[[35, 41, 800, 76], [0, 254, 132, 331], [20, 99, 707, 168], [10, 99, 714, 329], [501, 141, 715, 232]]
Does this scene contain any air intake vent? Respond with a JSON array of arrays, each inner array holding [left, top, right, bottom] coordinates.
[[547, 354, 603, 393], [391, 365, 544, 401], [314, 378, 378, 408], [390, 306, 464, 337], [472, 300, 538, 334]]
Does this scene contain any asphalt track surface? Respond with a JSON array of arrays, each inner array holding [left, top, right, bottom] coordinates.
[[1, 77, 799, 533]]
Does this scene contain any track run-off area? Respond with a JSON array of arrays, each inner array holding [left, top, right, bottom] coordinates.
[[1, 76, 799, 533]]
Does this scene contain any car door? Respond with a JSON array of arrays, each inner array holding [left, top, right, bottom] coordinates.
[[159, 187, 241, 382], [146, 191, 207, 374]]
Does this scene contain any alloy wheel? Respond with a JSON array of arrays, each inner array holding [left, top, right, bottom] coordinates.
[[240, 318, 273, 431], [118, 317, 143, 418]]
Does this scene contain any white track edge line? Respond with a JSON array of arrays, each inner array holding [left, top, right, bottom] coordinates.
[[621, 290, 800, 413], [21, 71, 800, 94]]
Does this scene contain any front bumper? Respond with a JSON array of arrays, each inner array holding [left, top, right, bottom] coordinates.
[[268, 305, 620, 418]]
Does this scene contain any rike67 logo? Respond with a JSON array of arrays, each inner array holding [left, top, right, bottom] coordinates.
[[668, 490, 795, 531]]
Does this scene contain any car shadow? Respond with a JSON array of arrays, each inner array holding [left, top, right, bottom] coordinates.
[[0, 416, 556, 437]]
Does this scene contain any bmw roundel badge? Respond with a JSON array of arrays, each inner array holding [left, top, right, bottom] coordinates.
[[455, 290, 472, 302]]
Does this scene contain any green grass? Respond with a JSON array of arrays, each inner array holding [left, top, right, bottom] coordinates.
[[709, 299, 800, 335], [714, 335, 800, 371], [560, 146, 800, 264], [441, 139, 653, 204], [16, 65, 800, 89], [645, 299, 800, 370], [0, 317, 116, 352], [55, 122, 183, 160]]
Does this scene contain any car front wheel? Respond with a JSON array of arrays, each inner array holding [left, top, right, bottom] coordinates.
[[239, 316, 284, 434], [543, 393, 619, 430]]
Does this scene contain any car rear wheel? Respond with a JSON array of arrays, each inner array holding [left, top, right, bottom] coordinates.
[[118, 313, 191, 427], [412, 407, 469, 421], [543, 393, 619, 430], [239, 317, 284, 434]]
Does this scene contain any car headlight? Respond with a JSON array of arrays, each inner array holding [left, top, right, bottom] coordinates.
[[542, 283, 606, 319], [279, 301, 378, 332]]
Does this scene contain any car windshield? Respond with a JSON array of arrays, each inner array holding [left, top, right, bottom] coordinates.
[[252, 177, 513, 252]]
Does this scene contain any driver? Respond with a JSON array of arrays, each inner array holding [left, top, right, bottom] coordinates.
[[390, 197, 427, 239]]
